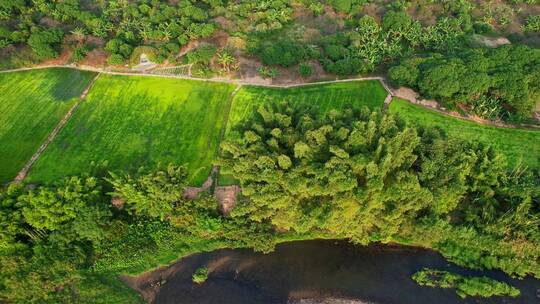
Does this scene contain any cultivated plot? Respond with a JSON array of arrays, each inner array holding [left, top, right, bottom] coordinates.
[[28, 75, 235, 185], [0, 68, 96, 183], [388, 98, 540, 169], [226, 81, 387, 138]]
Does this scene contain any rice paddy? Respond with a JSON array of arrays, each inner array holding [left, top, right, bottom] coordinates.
[[1, 68, 537, 187], [388, 98, 540, 169], [27, 74, 235, 185], [0, 68, 96, 183]]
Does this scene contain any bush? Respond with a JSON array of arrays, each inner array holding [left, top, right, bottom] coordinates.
[[412, 268, 520, 298], [186, 45, 216, 65], [299, 63, 313, 78], [258, 39, 317, 67], [71, 46, 89, 63], [27, 28, 64, 59], [106, 54, 125, 65], [523, 15, 540, 33], [257, 66, 279, 78], [192, 267, 209, 284]]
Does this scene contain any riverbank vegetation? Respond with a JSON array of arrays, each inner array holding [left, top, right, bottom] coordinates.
[[1, 99, 539, 302], [0, 68, 96, 183], [412, 268, 521, 298]]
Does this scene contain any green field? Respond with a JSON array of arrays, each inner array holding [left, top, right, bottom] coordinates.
[[0, 68, 96, 183], [28, 75, 235, 185], [226, 81, 388, 137], [388, 98, 540, 169]]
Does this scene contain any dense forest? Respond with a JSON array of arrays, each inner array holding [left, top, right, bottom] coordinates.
[[1, 101, 539, 302], [1, 0, 540, 121]]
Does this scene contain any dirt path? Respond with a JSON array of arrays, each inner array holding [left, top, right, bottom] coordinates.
[[2, 64, 537, 130], [12, 73, 101, 183]]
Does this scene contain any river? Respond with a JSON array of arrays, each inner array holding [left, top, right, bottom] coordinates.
[[123, 240, 540, 304]]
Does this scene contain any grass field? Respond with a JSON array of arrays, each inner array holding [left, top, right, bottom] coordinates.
[[388, 98, 540, 169], [226, 80, 388, 137], [28, 75, 235, 185], [219, 80, 388, 185], [0, 68, 96, 183]]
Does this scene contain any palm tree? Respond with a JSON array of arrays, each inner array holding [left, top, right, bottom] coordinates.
[[217, 50, 236, 73], [70, 27, 86, 43]]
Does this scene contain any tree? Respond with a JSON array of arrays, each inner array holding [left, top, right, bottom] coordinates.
[[27, 28, 64, 59], [108, 164, 187, 220]]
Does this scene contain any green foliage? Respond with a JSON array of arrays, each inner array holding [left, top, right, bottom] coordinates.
[[255, 39, 318, 67], [27, 28, 64, 59], [299, 63, 313, 78], [388, 99, 540, 169], [108, 164, 187, 220], [192, 267, 209, 284], [412, 268, 521, 298], [389, 45, 540, 121], [71, 45, 89, 63], [107, 54, 125, 65], [186, 45, 217, 65], [220, 100, 540, 276], [257, 66, 280, 78], [523, 15, 540, 33]]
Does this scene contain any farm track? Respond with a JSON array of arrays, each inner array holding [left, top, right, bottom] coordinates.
[[12, 73, 101, 183], [1, 64, 537, 130], [4, 64, 539, 183]]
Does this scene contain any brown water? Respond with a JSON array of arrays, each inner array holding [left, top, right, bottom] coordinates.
[[125, 240, 540, 304]]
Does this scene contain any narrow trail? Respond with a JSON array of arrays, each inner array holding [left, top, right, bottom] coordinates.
[[12, 73, 101, 183]]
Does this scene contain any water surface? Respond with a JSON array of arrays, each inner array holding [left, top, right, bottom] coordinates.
[[125, 240, 540, 304]]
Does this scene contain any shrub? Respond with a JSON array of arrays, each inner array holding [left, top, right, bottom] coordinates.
[[412, 268, 520, 298], [106, 54, 125, 65], [71, 46, 89, 63], [192, 267, 209, 284], [299, 63, 313, 78], [186, 45, 216, 65], [257, 66, 279, 78], [27, 28, 64, 59], [523, 15, 540, 33]]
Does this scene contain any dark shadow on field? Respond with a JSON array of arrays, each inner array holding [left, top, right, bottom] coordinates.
[[46, 68, 96, 101]]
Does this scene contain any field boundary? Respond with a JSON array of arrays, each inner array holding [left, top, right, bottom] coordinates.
[[12, 73, 101, 183], [1, 65, 537, 131]]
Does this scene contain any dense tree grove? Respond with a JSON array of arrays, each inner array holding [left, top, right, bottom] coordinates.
[[1, 100, 539, 302], [389, 45, 540, 121], [218, 101, 540, 277]]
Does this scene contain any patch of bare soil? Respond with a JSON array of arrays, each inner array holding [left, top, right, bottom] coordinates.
[[394, 87, 418, 103], [121, 264, 180, 304], [183, 173, 214, 200], [79, 49, 108, 67], [215, 185, 241, 215], [111, 197, 125, 209], [40, 48, 72, 66], [408, 0, 450, 26]]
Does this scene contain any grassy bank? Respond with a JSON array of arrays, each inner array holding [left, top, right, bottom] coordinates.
[[0, 68, 96, 183], [388, 98, 540, 169], [28, 74, 235, 185]]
